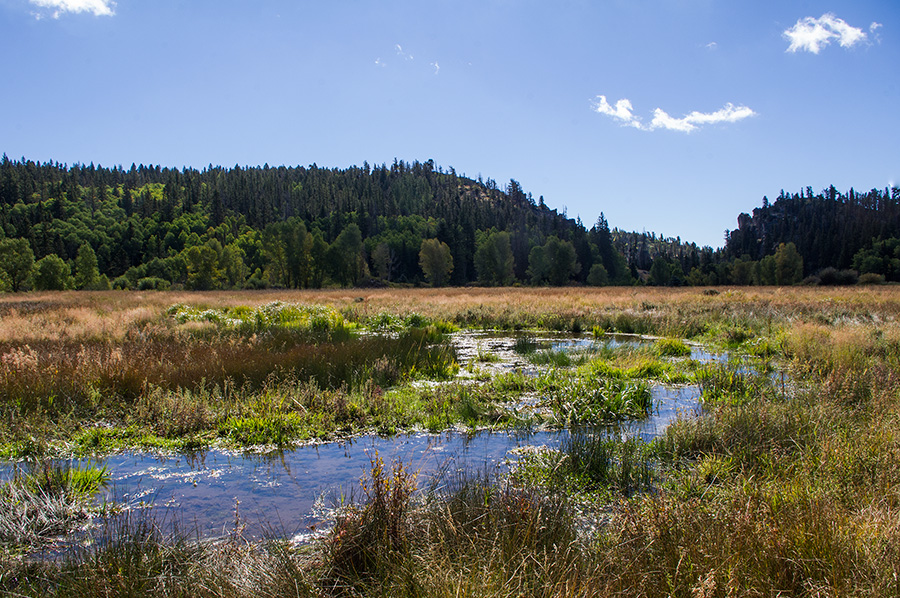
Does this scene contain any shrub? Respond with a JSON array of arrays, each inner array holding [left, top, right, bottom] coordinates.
[[111, 275, 131, 290], [817, 267, 859, 286], [136, 277, 171, 291], [858, 272, 885, 285]]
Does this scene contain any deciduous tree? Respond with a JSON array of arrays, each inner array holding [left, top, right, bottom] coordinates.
[[33, 254, 72, 290], [474, 230, 515, 286], [419, 238, 453, 286], [0, 238, 34, 292], [74, 243, 100, 289]]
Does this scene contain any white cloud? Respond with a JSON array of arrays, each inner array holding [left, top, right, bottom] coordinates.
[[374, 58, 385, 67], [705, 41, 718, 50], [592, 96, 755, 133], [30, 0, 115, 18], [395, 44, 413, 61], [783, 13, 869, 54], [650, 103, 756, 132], [591, 96, 642, 129], [430, 61, 440, 75]]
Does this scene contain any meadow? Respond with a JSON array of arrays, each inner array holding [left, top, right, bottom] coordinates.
[[2, 286, 900, 596]]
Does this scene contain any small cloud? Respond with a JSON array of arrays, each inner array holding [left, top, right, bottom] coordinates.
[[375, 58, 385, 67], [395, 44, 413, 61], [591, 96, 642, 129], [705, 41, 718, 50], [591, 96, 755, 133], [650, 103, 755, 133], [430, 61, 440, 75], [870, 22, 882, 32], [29, 0, 115, 18], [783, 13, 869, 54]]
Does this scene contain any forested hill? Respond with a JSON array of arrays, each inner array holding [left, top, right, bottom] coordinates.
[[724, 186, 900, 278], [2, 156, 898, 290], [0, 156, 631, 290]]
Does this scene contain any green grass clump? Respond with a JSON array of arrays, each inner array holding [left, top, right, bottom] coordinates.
[[365, 311, 458, 335], [515, 433, 656, 497], [23, 460, 109, 499], [584, 355, 690, 384], [528, 348, 574, 367], [512, 334, 544, 354], [653, 337, 691, 357], [474, 347, 501, 363], [550, 378, 652, 425], [219, 413, 311, 446], [564, 432, 654, 495], [169, 301, 354, 342], [694, 363, 766, 406], [0, 460, 110, 553]]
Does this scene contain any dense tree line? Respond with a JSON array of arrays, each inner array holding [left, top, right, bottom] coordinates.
[[0, 156, 632, 290], [609, 186, 900, 286], [1, 156, 896, 289], [724, 186, 900, 282]]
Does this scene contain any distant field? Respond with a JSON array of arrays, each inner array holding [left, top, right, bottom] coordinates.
[[2, 285, 899, 342]]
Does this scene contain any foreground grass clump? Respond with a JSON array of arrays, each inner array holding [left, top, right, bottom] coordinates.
[[0, 460, 109, 554], [323, 453, 417, 585], [2, 512, 317, 597]]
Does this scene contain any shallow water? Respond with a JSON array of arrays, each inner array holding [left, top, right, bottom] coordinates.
[[87, 388, 702, 539], [99, 430, 567, 540], [5, 331, 709, 542]]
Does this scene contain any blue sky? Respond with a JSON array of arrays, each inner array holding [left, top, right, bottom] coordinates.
[[1, 0, 897, 248]]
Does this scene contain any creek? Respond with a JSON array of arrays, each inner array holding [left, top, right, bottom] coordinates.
[[9, 332, 719, 544]]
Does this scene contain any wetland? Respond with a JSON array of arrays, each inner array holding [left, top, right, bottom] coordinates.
[[2, 287, 900, 596]]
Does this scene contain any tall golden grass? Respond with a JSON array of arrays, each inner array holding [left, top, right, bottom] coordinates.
[[3, 286, 899, 342]]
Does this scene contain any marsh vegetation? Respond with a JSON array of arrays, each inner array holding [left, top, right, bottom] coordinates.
[[2, 287, 900, 596]]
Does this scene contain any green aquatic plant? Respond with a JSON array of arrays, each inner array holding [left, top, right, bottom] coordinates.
[[560, 432, 655, 495], [475, 346, 501, 363], [528, 348, 574, 367], [512, 334, 544, 355], [24, 460, 110, 499]]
